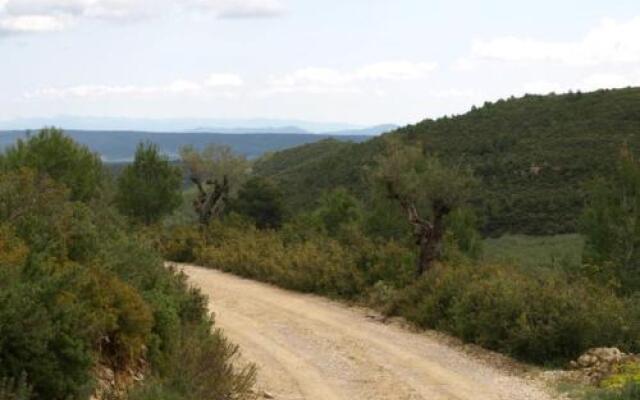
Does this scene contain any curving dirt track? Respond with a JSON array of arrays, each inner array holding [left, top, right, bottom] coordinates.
[[179, 264, 558, 400]]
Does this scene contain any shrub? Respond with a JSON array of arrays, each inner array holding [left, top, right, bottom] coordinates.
[[393, 263, 635, 364], [155, 225, 202, 263], [129, 324, 256, 400], [197, 222, 365, 298], [230, 177, 285, 230], [0, 280, 93, 400], [116, 142, 182, 225], [0, 128, 103, 202]]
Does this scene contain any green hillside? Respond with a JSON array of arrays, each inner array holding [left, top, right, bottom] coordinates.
[[254, 88, 640, 236]]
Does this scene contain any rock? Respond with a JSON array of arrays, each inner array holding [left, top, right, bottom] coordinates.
[[262, 390, 275, 399], [570, 347, 633, 385]]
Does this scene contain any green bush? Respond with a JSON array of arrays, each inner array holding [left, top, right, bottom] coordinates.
[[0, 279, 93, 400], [393, 263, 635, 364], [129, 324, 256, 400], [154, 225, 202, 263], [197, 222, 365, 298], [116, 142, 182, 225], [0, 128, 103, 202]]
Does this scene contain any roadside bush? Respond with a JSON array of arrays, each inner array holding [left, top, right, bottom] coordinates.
[[197, 222, 365, 298], [393, 263, 636, 364], [0, 279, 93, 400], [128, 324, 256, 400], [71, 267, 153, 366], [156, 225, 202, 263]]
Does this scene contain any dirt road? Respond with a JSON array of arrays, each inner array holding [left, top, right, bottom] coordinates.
[[180, 264, 558, 400]]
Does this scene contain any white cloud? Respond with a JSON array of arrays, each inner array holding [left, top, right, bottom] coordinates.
[[428, 88, 478, 99], [470, 17, 640, 66], [205, 73, 244, 87], [25, 80, 203, 99], [521, 72, 640, 95], [268, 61, 437, 94], [23, 73, 248, 99], [190, 0, 284, 18], [356, 61, 437, 81], [0, 0, 284, 34], [0, 14, 68, 33]]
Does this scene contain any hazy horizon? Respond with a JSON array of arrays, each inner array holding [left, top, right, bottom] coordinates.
[[2, 0, 640, 126]]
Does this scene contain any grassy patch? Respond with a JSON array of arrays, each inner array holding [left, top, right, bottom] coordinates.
[[483, 234, 584, 269]]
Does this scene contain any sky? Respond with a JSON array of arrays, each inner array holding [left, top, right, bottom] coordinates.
[[1, 0, 640, 126]]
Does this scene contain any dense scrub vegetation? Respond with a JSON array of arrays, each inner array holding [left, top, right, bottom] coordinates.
[[5, 88, 640, 399], [0, 129, 254, 400], [255, 88, 640, 236]]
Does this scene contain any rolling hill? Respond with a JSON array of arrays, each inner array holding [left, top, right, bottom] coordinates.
[[254, 88, 640, 236]]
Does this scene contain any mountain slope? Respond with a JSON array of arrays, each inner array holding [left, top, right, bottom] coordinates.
[[255, 88, 640, 236]]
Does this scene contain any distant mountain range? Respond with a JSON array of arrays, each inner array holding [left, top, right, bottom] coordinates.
[[186, 124, 397, 136], [0, 130, 378, 162], [0, 116, 397, 136]]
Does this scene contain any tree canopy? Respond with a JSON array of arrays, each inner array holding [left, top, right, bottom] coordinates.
[[1, 128, 103, 202], [116, 142, 182, 225]]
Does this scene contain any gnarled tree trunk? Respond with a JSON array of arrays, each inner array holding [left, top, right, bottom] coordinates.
[[192, 175, 229, 226]]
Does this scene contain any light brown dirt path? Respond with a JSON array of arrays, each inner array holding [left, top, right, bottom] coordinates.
[[178, 264, 559, 400]]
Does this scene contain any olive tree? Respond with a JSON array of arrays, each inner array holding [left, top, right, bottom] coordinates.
[[180, 145, 249, 225], [372, 137, 475, 276]]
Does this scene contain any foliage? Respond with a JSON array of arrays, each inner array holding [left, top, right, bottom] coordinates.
[[255, 88, 640, 236], [0, 374, 33, 400], [0, 128, 103, 202], [179, 144, 250, 196], [581, 145, 640, 292], [116, 142, 182, 225], [442, 208, 484, 261], [197, 220, 365, 298], [585, 381, 640, 400], [483, 234, 584, 270], [602, 362, 640, 390], [372, 137, 475, 217], [129, 325, 256, 400], [0, 167, 98, 262], [0, 132, 254, 399], [371, 137, 476, 274], [311, 188, 362, 237], [392, 263, 636, 364], [230, 177, 285, 229], [0, 272, 94, 400]]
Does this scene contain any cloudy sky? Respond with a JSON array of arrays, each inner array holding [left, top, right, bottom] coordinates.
[[1, 0, 639, 126]]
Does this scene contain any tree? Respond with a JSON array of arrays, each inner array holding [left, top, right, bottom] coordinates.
[[116, 142, 182, 225], [581, 145, 640, 292], [230, 177, 284, 230], [1, 128, 103, 202], [180, 145, 249, 225], [372, 137, 475, 276], [313, 188, 362, 237]]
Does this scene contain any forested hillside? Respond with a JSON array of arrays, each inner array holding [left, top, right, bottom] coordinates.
[[255, 88, 640, 235]]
